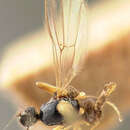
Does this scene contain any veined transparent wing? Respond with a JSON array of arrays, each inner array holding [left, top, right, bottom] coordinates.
[[45, 0, 88, 88]]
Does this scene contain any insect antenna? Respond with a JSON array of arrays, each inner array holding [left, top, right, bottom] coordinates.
[[95, 82, 117, 111], [95, 82, 122, 122], [1, 114, 16, 130]]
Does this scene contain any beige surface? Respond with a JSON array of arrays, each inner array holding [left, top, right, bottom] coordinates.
[[0, 0, 130, 130]]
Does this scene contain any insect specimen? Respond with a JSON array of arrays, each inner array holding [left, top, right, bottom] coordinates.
[[16, 0, 123, 130]]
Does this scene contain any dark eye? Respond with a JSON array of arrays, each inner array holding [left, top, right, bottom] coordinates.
[[19, 113, 38, 128], [25, 107, 35, 114], [19, 115, 29, 127]]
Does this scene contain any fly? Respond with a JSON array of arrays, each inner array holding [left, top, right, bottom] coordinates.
[[3, 0, 122, 130]]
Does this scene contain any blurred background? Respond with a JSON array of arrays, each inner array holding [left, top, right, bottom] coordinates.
[[0, 0, 130, 130]]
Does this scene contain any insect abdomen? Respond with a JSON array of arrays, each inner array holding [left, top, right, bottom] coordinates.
[[78, 97, 102, 124]]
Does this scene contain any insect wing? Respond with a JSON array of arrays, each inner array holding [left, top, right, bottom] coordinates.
[[45, 0, 88, 88]]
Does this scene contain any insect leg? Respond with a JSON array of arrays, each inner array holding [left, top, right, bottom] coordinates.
[[90, 121, 100, 130], [63, 121, 88, 130], [53, 124, 73, 130], [73, 120, 90, 130], [106, 101, 123, 122], [63, 125, 73, 130], [53, 125, 64, 130]]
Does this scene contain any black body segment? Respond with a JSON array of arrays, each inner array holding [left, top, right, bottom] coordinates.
[[39, 98, 79, 126], [40, 98, 63, 125]]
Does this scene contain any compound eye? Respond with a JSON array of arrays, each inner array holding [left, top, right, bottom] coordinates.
[[25, 107, 35, 114], [19, 114, 29, 127]]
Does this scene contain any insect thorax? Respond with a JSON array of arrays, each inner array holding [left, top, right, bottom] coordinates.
[[39, 97, 79, 126], [55, 86, 102, 125], [56, 85, 80, 99]]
